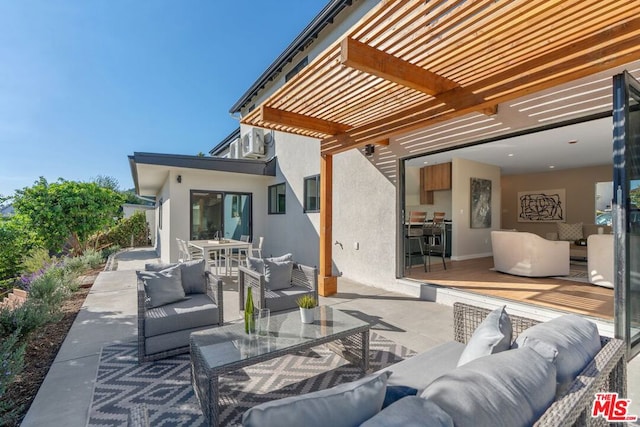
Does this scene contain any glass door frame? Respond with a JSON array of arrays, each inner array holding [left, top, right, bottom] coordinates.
[[612, 70, 640, 359], [189, 189, 253, 241]]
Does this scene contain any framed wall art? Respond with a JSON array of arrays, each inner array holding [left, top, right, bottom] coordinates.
[[470, 177, 492, 228], [517, 188, 565, 222]]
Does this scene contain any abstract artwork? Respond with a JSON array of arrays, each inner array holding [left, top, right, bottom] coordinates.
[[517, 189, 565, 222], [470, 178, 492, 228]]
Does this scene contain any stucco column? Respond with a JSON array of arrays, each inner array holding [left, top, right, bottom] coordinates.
[[319, 153, 337, 296]]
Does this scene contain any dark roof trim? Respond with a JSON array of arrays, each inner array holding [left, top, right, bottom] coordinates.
[[128, 152, 277, 194], [209, 127, 241, 156], [229, 0, 354, 114]]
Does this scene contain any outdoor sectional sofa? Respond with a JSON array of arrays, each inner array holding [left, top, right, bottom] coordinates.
[[243, 302, 627, 427]]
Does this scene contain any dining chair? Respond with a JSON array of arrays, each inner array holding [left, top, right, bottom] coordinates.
[[405, 211, 427, 271], [251, 236, 264, 259], [425, 212, 447, 271], [236, 235, 251, 268]]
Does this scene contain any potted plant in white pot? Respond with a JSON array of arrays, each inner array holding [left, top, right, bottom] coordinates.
[[296, 295, 317, 324]]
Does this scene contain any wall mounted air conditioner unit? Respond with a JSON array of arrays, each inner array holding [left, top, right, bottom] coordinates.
[[228, 138, 240, 159], [241, 128, 265, 158]]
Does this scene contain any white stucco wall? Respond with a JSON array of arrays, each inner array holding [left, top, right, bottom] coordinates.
[[333, 149, 398, 288], [259, 128, 321, 267], [161, 168, 271, 263]]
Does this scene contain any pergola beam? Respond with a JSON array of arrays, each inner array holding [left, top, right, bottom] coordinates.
[[259, 105, 351, 135], [341, 37, 459, 96], [340, 37, 497, 117]]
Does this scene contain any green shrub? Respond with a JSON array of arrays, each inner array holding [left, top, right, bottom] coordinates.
[[87, 211, 149, 249], [100, 244, 121, 260], [0, 215, 40, 283], [0, 329, 26, 424], [62, 256, 86, 277], [81, 249, 103, 269], [27, 269, 68, 318], [22, 248, 57, 275], [0, 300, 50, 341]]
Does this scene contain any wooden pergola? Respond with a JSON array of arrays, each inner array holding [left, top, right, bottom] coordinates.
[[241, 0, 640, 296]]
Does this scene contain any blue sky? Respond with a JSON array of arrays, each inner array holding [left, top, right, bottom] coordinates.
[[0, 1, 328, 197]]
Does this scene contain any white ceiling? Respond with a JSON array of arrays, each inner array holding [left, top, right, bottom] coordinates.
[[404, 116, 613, 175]]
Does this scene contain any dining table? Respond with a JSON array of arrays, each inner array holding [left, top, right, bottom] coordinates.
[[188, 238, 253, 276]]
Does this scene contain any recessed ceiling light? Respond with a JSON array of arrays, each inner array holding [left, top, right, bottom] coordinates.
[[423, 161, 429, 164], [507, 153, 514, 157], [549, 165, 555, 169]]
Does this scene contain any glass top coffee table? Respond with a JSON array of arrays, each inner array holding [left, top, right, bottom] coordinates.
[[190, 306, 370, 426]]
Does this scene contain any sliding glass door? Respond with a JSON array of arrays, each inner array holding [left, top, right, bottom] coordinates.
[[190, 191, 252, 240], [612, 71, 640, 359]]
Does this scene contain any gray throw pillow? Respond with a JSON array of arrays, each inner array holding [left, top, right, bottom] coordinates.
[[144, 262, 177, 272], [138, 265, 186, 308], [264, 259, 293, 291], [179, 259, 206, 294], [242, 371, 390, 427], [421, 347, 557, 427], [512, 314, 601, 394], [247, 257, 265, 274], [361, 397, 453, 427], [457, 305, 512, 366]]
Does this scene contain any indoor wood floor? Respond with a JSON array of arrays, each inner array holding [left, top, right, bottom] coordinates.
[[405, 257, 614, 320]]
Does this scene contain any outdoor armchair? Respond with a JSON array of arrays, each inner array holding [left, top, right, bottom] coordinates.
[[238, 260, 318, 313], [137, 260, 224, 362]]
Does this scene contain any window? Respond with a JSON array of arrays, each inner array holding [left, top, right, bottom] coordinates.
[[268, 183, 286, 214], [304, 175, 320, 212], [158, 198, 163, 230]]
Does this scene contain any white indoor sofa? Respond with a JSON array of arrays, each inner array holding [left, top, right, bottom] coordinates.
[[491, 230, 570, 277]]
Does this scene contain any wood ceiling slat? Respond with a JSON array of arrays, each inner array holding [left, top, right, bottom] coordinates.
[[441, 1, 632, 85], [240, 0, 640, 151]]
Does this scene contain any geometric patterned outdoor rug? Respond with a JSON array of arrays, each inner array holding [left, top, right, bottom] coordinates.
[[87, 332, 416, 427]]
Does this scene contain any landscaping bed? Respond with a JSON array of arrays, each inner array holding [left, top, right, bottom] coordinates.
[[1, 287, 89, 426]]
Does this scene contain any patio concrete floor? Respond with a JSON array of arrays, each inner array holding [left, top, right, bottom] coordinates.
[[21, 247, 640, 426]]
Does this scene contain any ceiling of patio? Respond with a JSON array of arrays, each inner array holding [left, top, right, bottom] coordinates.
[[240, 0, 640, 156]]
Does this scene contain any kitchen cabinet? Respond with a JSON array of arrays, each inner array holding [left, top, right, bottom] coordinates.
[[420, 162, 451, 204]]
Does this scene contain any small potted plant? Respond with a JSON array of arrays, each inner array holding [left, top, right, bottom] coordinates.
[[296, 295, 317, 324]]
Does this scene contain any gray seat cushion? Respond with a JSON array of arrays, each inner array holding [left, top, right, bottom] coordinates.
[[263, 284, 314, 312], [145, 324, 214, 356], [380, 341, 464, 392], [361, 397, 453, 427], [421, 347, 557, 427], [242, 371, 390, 427], [144, 293, 219, 337]]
